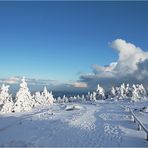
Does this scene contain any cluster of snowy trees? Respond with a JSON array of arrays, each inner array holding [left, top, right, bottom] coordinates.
[[56, 83, 148, 103], [85, 83, 147, 101], [0, 78, 148, 114], [107, 83, 147, 101], [0, 78, 54, 113]]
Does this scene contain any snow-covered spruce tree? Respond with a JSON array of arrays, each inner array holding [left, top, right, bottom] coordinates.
[[67, 94, 86, 102], [68, 96, 75, 102], [86, 92, 91, 101], [81, 94, 85, 102], [76, 95, 81, 102], [0, 84, 10, 105], [113, 83, 130, 100], [86, 92, 94, 101], [13, 77, 35, 112], [138, 84, 147, 99], [111, 87, 116, 97], [119, 83, 126, 99], [34, 91, 43, 106], [124, 84, 132, 98], [76, 94, 85, 102], [56, 96, 64, 103], [131, 84, 140, 101], [108, 86, 116, 99], [41, 86, 54, 105], [96, 84, 106, 100], [131, 84, 147, 101], [0, 84, 14, 113], [62, 95, 69, 103], [91, 92, 96, 101]]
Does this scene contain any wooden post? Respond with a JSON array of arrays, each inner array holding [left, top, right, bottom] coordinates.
[[130, 115, 133, 120], [134, 118, 136, 123], [138, 124, 141, 131]]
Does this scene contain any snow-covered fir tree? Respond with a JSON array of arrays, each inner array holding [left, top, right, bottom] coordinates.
[[81, 95, 85, 102], [62, 95, 69, 103], [56, 96, 64, 103], [91, 92, 97, 101], [138, 84, 147, 98], [131, 84, 147, 101], [96, 84, 106, 100], [41, 86, 54, 105], [0, 84, 14, 113], [110, 83, 131, 100], [119, 83, 126, 99], [13, 77, 35, 112], [131, 84, 140, 101], [76, 95, 81, 101], [0, 84, 11, 105], [108, 86, 116, 99], [86, 92, 93, 101], [34, 91, 43, 106], [124, 84, 132, 98]]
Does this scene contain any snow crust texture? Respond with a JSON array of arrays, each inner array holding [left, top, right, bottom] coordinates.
[[0, 101, 148, 147]]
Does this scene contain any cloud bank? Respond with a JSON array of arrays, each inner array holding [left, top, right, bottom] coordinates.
[[0, 76, 59, 86], [0, 76, 86, 92], [79, 39, 148, 90], [1, 39, 148, 92]]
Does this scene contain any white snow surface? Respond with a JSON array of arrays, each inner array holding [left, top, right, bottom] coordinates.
[[0, 100, 148, 147]]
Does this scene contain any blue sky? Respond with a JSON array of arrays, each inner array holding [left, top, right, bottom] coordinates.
[[0, 1, 148, 84]]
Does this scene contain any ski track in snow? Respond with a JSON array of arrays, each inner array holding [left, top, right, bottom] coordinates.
[[0, 102, 148, 147]]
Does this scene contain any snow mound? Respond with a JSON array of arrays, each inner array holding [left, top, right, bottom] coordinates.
[[65, 105, 82, 111]]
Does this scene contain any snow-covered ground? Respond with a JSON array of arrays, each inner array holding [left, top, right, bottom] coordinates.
[[0, 101, 148, 147]]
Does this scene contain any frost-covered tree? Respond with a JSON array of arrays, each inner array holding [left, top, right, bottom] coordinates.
[[0, 84, 11, 105], [112, 83, 131, 100], [62, 95, 69, 103], [1, 98, 14, 113], [131, 84, 140, 101], [81, 94, 85, 102], [138, 84, 147, 98], [86, 92, 91, 101], [76, 95, 85, 102], [0, 84, 14, 113], [96, 84, 106, 100], [76, 95, 81, 101], [13, 77, 35, 112], [91, 92, 97, 101], [34, 91, 43, 106], [119, 83, 126, 99], [56, 96, 62, 103], [111, 87, 116, 96], [42, 86, 54, 105], [108, 86, 116, 99], [131, 84, 147, 101], [125, 84, 129, 94]]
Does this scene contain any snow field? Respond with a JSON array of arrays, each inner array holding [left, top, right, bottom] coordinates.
[[0, 101, 148, 147]]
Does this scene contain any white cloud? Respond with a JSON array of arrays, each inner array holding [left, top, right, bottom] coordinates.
[[111, 39, 148, 75], [80, 39, 148, 89], [73, 82, 87, 88], [0, 76, 83, 91], [0, 76, 61, 86], [0, 76, 20, 84]]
